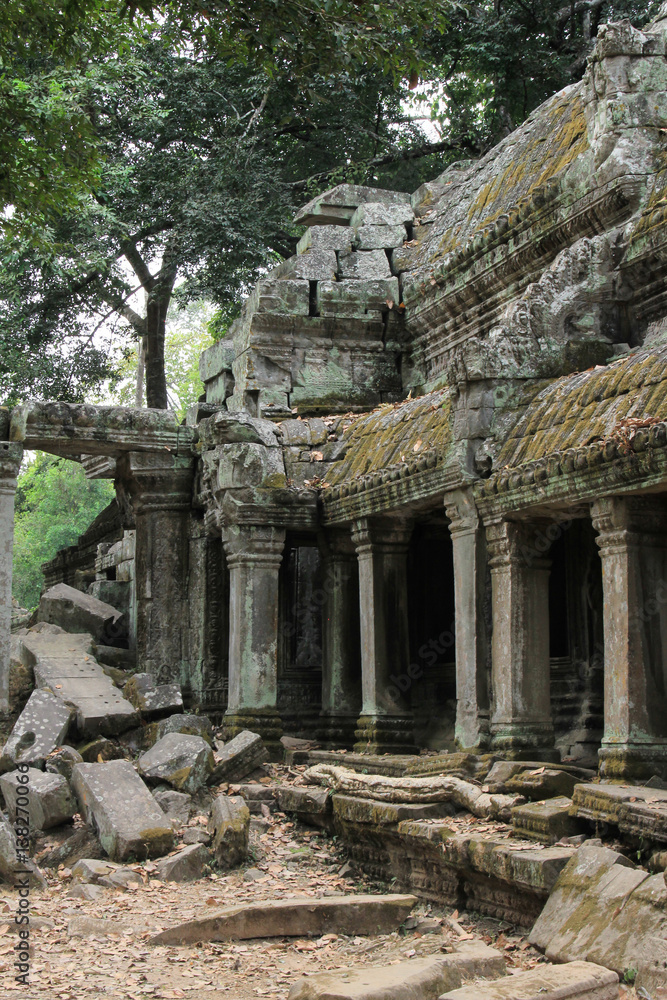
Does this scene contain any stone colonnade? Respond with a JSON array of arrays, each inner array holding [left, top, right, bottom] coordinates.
[[2, 437, 667, 779]]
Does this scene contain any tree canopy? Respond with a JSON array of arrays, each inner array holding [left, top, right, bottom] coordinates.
[[1, 0, 663, 409]]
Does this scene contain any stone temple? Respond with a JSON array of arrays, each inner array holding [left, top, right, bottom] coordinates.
[[4, 9, 667, 786]]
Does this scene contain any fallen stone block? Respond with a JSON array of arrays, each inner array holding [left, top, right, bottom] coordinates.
[[153, 789, 192, 827], [0, 813, 46, 887], [138, 734, 214, 793], [36, 826, 104, 869], [98, 867, 143, 889], [636, 934, 667, 993], [156, 844, 210, 883], [38, 583, 126, 644], [512, 797, 584, 844], [571, 782, 667, 845], [0, 768, 76, 830], [439, 962, 618, 1000], [145, 714, 213, 747], [67, 916, 150, 938], [0, 690, 73, 771], [529, 842, 664, 976], [149, 893, 418, 945], [276, 785, 332, 827], [67, 883, 107, 901], [208, 794, 249, 868], [208, 730, 267, 785], [182, 827, 210, 845], [19, 631, 138, 737], [72, 858, 135, 885], [506, 768, 578, 801], [288, 941, 506, 1000], [235, 783, 277, 815], [71, 760, 174, 861], [45, 745, 83, 782], [124, 673, 183, 719]]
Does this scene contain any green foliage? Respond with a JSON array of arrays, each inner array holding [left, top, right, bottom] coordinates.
[[12, 453, 115, 609], [421, 0, 663, 152], [1, 26, 453, 406]]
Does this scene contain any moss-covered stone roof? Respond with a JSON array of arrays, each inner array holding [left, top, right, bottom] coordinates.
[[323, 390, 452, 489], [403, 84, 590, 280], [495, 344, 667, 469]]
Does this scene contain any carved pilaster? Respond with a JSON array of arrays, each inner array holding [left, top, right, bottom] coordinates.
[[351, 517, 416, 755], [117, 452, 195, 685], [592, 496, 667, 780], [485, 515, 557, 759], [444, 488, 490, 751], [318, 529, 361, 747], [221, 524, 285, 755]]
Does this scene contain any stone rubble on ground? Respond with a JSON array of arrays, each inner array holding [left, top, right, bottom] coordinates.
[[208, 728, 267, 784], [149, 893, 419, 945], [123, 671, 184, 717], [37, 582, 126, 644], [0, 767, 76, 830], [71, 759, 174, 861], [137, 732, 215, 792], [208, 792, 250, 868], [0, 688, 73, 771]]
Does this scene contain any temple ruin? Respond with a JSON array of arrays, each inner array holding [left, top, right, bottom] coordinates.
[[5, 8, 665, 786], [3, 9, 667, 993]]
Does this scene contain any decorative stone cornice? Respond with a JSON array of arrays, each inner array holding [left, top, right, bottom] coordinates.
[[444, 487, 479, 535], [351, 517, 413, 554], [221, 524, 286, 568], [117, 452, 196, 515], [476, 420, 667, 517]]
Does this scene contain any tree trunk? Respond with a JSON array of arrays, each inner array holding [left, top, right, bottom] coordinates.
[[144, 291, 170, 409], [135, 335, 146, 407]]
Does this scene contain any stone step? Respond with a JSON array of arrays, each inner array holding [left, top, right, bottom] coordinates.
[[439, 961, 618, 1000], [571, 782, 667, 844], [511, 796, 585, 844], [148, 893, 418, 945], [288, 941, 506, 1000]]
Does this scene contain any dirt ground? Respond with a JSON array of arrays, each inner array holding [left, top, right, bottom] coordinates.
[[0, 766, 636, 1000]]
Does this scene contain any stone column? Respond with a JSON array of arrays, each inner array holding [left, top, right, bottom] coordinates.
[[118, 452, 194, 686], [0, 442, 23, 718], [445, 489, 490, 751], [222, 523, 285, 753], [319, 529, 361, 747], [351, 517, 416, 754], [592, 497, 667, 781], [486, 516, 557, 759]]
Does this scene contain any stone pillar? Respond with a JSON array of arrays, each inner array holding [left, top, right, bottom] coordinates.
[[486, 516, 557, 759], [119, 452, 194, 686], [592, 497, 667, 781], [445, 489, 490, 751], [319, 529, 361, 747], [0, 442, 23, 718], [351, 517, 416, 754], [222, 523, 285, 754]]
